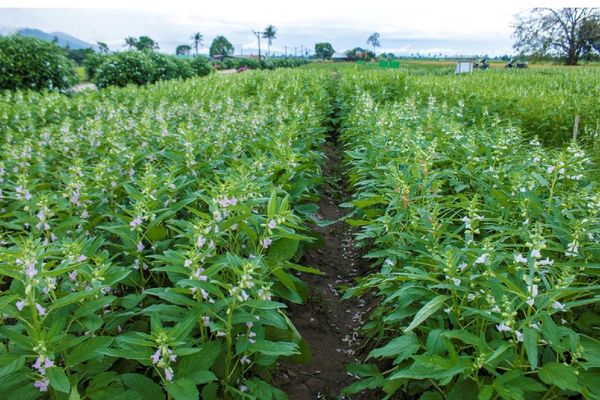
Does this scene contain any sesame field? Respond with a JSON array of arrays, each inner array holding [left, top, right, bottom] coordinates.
[[1, 64, 600, 400]]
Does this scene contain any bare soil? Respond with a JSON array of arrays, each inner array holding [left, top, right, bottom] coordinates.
[[278, 141, 371, 400]]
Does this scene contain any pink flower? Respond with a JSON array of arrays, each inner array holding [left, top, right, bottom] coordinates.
[[25, 262, 37, 279], [35, 303, 46, 317], [196, 236, 206, 247], [229, 197, 238, 206], [164, 367, 173, 382], [34, 378, 49, 392], [16, 299, 26, 311], [262, 238, 272, 249], [268, 220, 276, 229], [77, 255, 87, 262], [130, 215, 143, 229], [69, 270, 78, 281], [151, 349, 161, 364], [136, 242, 144, 252]]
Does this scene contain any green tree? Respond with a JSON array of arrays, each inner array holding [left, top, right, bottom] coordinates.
[[0, 35, 77, 90], [367, 32, 381, 55], [314, 42, 335, 60], [513, 8, 600, 65], [97, 42, 109, 53], [191, 32, 203, 56], [176, 44, 192, 56], [262, 25, 277, 57], [135, 36, 159, 51], [124, 36, 138, 50], [209, 35, 234, 57]]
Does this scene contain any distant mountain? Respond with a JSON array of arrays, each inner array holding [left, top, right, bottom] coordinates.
[[8, 28, 96, 50]]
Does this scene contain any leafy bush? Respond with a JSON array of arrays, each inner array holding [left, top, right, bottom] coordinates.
[[94, 52, 207, 88], [147, 52, 193, 81], [82, 53, 106, 81], [93, 51, 156, 88], [0, 35, 78, 91], [189, 56, 213, 77]]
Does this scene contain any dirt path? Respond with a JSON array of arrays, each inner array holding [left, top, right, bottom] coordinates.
[[279, 138, 369, 399]]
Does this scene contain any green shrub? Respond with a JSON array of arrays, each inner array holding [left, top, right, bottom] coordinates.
[[148, 52, 193, 81], [189, 56, 214, 77], [0, 35, 77, 91], [93, 51, 156, 88], [83, 53, 107, 81]]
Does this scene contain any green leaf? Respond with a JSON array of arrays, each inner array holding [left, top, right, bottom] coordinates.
[[367, 333, 419, 364], [537, 362, 581, 391], [405, 295, 447, 333], [46, 367, 70, 393], [166, 378, 199, 400], [477, 385, 494, 400], [522, 327, 538, 370], [66, 336, 113, 367], [121, 373, 164, 400], [267, 238, 299, 263], [251, 340, 299, 357]]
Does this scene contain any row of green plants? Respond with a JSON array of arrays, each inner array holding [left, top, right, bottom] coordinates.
[[211, 57, 309, 72], [336, 72, 600, 399], [406, 68, 600, 149], [0, 70, 333, 399]]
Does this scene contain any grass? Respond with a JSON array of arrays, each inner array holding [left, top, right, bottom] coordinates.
[[75, 66, 87, 83]]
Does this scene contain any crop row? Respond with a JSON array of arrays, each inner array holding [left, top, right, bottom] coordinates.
[[0, 70, 331, 399], [337, 73, 600, 399]]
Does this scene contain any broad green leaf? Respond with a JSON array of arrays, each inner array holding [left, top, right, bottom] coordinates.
[[538, 362, 581, 392], [367, 333, 419, 364], [46, 367, 70, 393], [405, 295, 447, 333], [522, 327, 538, 369], [121, 373, 163, 400], [166, 378, 199, 400]]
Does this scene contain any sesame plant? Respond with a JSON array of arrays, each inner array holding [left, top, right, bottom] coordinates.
[[0, 70, 331, 399], [338, 74, 600, 399]]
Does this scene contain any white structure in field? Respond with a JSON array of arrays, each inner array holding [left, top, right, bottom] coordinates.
[[454, 57, 475, 74]]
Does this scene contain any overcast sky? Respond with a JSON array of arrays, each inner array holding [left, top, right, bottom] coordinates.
[[0, 1, 596, 56]]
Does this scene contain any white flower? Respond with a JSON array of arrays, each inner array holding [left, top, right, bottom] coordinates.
[[496, 323, 512, 332], [552, 301, 566, 312], [457, 262, 468, 271], [515, 331, 524, 342], [474, 253, 489, 265], [538, 257, 554, 266], [514, 253, 528, 264], [531, 249, 541, 258], [461, 216, 472, 229], [566, 241, 579, 257], [546, 166, 555, 174], [451, 277, 461, 286], [467, 293, 476, 301]]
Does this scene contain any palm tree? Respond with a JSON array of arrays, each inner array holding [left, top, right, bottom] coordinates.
[[191, 32, 203, 56], [367, 32, 381, 56], [124, 36, 137, 50], [262, 25, 277, 57]]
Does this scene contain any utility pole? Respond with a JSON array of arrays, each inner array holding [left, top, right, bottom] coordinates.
[[251, 30, 263, 62], [300, 45, 303, 58], [294, 47, 297, 58], [284, 46, 287, 59]]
